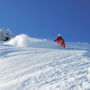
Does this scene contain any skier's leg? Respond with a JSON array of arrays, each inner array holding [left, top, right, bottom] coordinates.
[[62, 42, 65, 48]]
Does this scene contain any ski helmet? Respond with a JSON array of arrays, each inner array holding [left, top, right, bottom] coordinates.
[[58, 34, 61, 36]]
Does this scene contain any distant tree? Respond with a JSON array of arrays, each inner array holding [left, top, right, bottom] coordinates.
[[4, 29, 13, 41], [0, 28, 4, 41]]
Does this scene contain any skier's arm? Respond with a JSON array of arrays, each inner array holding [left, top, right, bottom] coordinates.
[[56, 37, 59, 40], [62, 39, 64, 42], [61, 37, 64, 42], [54, 37, 58, 42]]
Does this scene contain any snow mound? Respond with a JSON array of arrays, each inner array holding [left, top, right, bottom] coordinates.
[[4, 34, 47, 47], [4, 34, 58, 48]]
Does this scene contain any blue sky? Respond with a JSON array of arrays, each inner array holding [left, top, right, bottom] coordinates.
[[0, 0, 90, 43]]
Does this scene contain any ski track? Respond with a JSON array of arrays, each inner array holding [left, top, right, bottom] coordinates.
[[0, 44, 90, 90]]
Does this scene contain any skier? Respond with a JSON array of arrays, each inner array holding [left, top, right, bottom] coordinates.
[[54, 34, 65, 48]]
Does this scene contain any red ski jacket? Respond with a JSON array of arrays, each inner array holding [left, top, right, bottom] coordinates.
[[55, 36, 65, 48], [55, 36, 64, 42]]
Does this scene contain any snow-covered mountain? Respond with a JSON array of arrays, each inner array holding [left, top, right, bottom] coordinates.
[[0, 34, 90, 90]]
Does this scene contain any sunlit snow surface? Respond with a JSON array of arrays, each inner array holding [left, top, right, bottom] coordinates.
[[0, 34, 90, 90]]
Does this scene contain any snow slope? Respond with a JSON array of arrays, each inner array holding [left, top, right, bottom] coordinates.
[[0, 34, 90, 90]]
